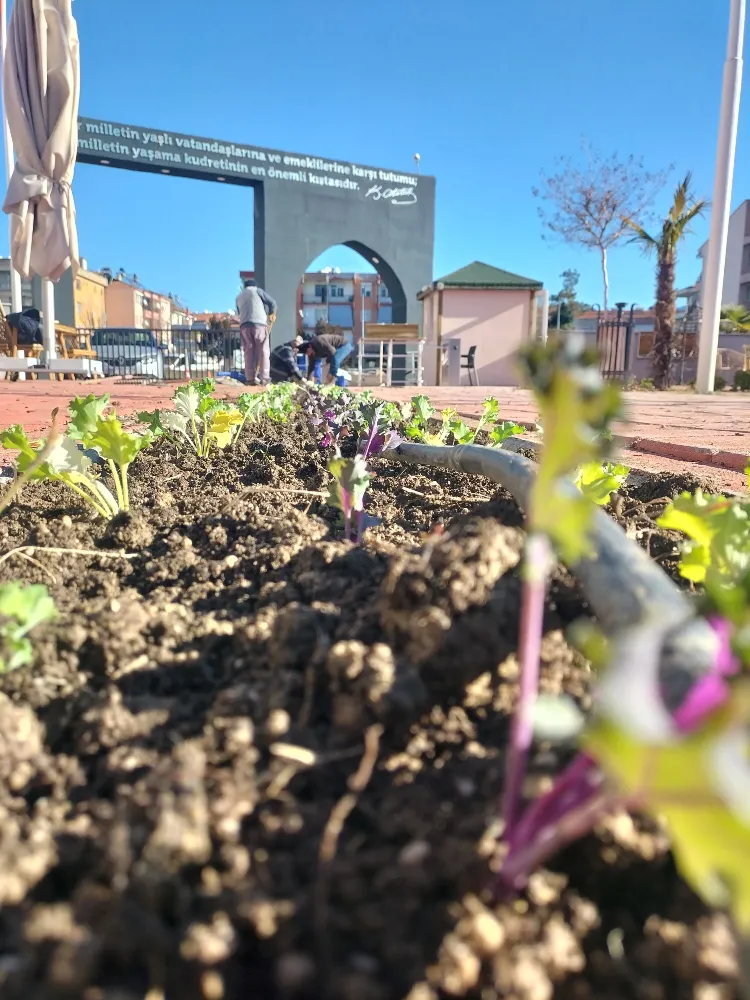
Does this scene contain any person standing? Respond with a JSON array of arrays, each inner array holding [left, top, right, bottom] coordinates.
[[305, 331, 353, 382], [235, 279, 277, 385]]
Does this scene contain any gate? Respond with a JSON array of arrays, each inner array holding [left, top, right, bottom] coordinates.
[[596, 306, 634, 379], [85, 328, 245, 381]]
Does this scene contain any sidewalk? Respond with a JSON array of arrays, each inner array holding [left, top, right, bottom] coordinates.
[[0, 380, 747, 492]]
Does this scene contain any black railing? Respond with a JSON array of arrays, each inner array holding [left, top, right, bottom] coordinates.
[[84, 327, 246, 381], [596, 315, 634, 380]]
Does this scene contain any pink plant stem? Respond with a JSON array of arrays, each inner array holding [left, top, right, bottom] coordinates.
[[500, 791, 619, 891], [502, 533, 553, 837]]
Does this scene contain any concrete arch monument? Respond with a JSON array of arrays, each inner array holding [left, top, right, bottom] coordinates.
[[77, 117, 435, 344]]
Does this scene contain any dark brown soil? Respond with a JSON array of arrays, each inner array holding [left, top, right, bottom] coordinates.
[[0, 414, 740, 1000]]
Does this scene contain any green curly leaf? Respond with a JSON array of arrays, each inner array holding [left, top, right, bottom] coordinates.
[[658, 491, 750, 588], [67, 394, 111, 442], [575, 461, 629, 506]]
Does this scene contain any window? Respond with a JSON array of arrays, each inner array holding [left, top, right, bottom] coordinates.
[[743, 244, 750, 268], [718, 350, 732, 369], [380, 285, 390, 299], [314, 284, 326, 300], [360, 283, 372, 298], [638, 332, 655, 358], [330, 285, 344, 298], [0, 273, 10, 291], [743, 282, 750, 303]]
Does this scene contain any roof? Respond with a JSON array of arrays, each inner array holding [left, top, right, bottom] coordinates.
[[429, 261, 543, 291]]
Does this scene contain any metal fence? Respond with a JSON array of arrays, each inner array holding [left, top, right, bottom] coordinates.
[[596, 315, 633, 379], [80, 328, 410, 384], [84, 327, 246, 381]]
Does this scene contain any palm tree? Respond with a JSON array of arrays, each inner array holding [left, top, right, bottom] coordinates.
[[626, 174, 707, 388], [720, 304, 750, 332]]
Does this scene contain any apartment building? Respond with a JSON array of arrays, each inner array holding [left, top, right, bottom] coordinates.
[[72, 267, 108, 328], [236, 268, 392, 339], [297, 270, 392, 338], [0, 257, 33, 314], [103, 274, 188, 331], [698, 200, 750, 307]]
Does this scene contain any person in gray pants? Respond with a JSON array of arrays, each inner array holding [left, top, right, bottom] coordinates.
[[235, 279, 277, 385]]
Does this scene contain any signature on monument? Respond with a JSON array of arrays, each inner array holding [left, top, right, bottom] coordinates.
[[365, 184, 417, 206]]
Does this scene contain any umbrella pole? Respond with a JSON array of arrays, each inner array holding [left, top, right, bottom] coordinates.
[[41, 278, 57, 362], [0, 0, 23, 314]]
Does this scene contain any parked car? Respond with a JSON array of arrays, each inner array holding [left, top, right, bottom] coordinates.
[[91, 329, 164, 379]]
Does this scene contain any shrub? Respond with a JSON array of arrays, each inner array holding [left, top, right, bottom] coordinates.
[[734, 369, 750, 392]]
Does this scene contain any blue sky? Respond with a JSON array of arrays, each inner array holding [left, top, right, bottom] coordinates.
[[2, 0, 744, 312]]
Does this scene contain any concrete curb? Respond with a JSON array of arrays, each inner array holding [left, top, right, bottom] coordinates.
[[455, 411, 747, 475], [624, 437, 748, 473]]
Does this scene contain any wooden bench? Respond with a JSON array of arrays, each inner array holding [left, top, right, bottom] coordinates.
[[0, 312, 43, 378]]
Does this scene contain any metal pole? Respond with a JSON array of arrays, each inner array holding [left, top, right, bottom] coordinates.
[[539, 289, 549, 344], [696, 0, 746, 393], [42, 277, 57, 362], [1, 0, 23, 313]]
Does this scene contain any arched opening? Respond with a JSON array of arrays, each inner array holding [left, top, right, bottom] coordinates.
[[299, 243, 406, 341], [300, 243, 412, 384]]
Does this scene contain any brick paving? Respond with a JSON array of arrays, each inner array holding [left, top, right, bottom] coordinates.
[[0, 379, 747, 492]]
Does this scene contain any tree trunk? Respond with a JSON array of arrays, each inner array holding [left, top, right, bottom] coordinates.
[[600, 247, 609, 315], [652, 253, 676, 389]]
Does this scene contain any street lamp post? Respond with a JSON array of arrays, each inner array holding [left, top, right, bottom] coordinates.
[[696, 0, 746, 393]]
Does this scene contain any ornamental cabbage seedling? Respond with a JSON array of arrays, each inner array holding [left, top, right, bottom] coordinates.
[[1, 424, 120, 518], [327, 454, 373, 543]]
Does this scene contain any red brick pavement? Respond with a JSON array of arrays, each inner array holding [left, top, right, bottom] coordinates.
[[0, 380, 747, 492]]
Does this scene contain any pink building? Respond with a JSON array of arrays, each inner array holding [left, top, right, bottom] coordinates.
[[418, 262, 544, 385]]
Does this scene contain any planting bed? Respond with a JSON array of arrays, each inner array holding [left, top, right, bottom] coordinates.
[[0, 411, 739, 1000]]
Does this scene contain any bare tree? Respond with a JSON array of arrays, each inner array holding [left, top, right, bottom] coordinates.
[[533, 144, 671, 313]]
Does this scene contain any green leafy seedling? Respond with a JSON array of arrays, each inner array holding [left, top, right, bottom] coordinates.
[[518, 337, 624, 563], [489, 421, 526, 447], [658, 491, 750, 590], [575, 461, 629, 506], [1, 425, 119, 518], [0, 582, 57, 672], [67, 396, 152, 511]]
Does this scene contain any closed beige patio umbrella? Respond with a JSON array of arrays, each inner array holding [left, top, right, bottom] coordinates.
[[2, 0, 80, 361]]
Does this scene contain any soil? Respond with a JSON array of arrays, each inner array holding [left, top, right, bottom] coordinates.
[[0, 413, 740, 1000]]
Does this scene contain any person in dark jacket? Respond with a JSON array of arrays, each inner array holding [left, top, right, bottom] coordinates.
[[306, 331, 353, 381], [270, 335, 306, 384], [7, 308, 43, 346]]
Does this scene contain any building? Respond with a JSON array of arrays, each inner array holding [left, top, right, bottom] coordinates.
[[27, 260, 108, 329], [104, 275, 146, 329], [419, 261, 544, 385], [191, 311, 238, 331], [170, 298, 191, 328], [103, 273, 185, 331], [698, 200, 750, 307], [297, 269, 393, 339], [72, 267, 108, 328], [239, 268, 392, 339], [0, 257, 33, 314]]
